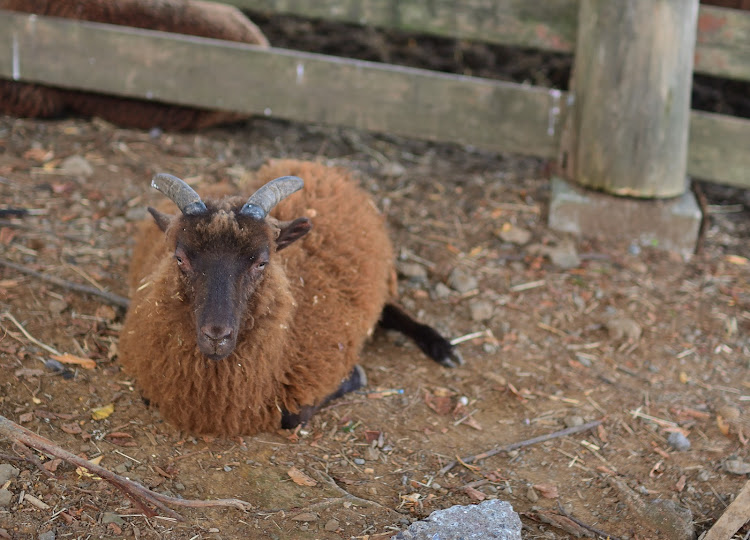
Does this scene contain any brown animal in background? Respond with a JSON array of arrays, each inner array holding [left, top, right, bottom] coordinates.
[[119, 160, 462, 436], [0, 0, 268, 130]]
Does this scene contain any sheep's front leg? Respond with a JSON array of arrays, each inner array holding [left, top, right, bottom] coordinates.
[[378, 304, 463, 368], [280, 365, 367, 429]]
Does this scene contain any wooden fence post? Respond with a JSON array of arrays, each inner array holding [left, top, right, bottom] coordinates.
[[562, 0, 699, 198]]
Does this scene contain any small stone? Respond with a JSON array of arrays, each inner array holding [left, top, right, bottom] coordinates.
[[448, 268, 478, 294], [223, 465, 232, 472], [0, 489, 12, 508], [365, 447, 380, 461], [526, 486, 539, 503], [469, 299, 494, 322], [59, 155, 93, 178], [697, 470, 711, 482], [381, 161, 406, 177], [396, 261, 428, 281], [0, 464, 20, 485], [606, 317, 642, 341], [174, 482, 185, 491], [564, 415, 585, 428], [667, 432, 691, 452], [114, 463, 130, 474], [545, 242, 580, 269], [431, 482, 442, 490], [353, 458, 366, 466], [324, 519, 340, 531], [101, 512, 125, 526], [38, 532, 55, 540], [48, 299, 68, 314], [498, 226, 532, 245], [433, 282, 452, 299], [724, 459, 750, 475], [208, 528, 219, 533]]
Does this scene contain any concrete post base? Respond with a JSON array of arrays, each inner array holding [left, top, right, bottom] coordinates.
[[548, 177, 702, 259]]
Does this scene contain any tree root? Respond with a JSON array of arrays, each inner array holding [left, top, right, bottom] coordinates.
[[0, 415, 253, 521]]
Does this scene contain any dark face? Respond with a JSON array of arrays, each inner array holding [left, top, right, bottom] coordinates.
[[150, 206, 311, 361], [174, 236, 270, 360]]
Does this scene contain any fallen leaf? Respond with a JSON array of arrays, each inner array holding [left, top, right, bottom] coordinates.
[[91, 403, 114, 420], [60, 423, 82, 435], [43, 458, 62, 473], [50, 353, 96, 370], [463, 486, 486, 501], [725, 254, 748, 265], [675, 475, 687, 492], [533, 483, 559, 499], [19, 412, 33, 423], [287, 466, 317, 487], [424, 391, 453, 416]]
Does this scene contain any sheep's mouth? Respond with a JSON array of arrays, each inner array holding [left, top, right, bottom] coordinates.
[[197, 337, 237, 361]]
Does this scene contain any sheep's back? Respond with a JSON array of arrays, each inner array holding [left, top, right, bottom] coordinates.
[[252, 160, 395, 409]]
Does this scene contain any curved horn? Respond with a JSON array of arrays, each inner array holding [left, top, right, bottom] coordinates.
[[151, 173, 207, 216], [240, 175, 304, 220]]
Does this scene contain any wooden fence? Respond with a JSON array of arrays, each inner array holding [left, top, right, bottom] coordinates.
[[0, 1, 748, 191]]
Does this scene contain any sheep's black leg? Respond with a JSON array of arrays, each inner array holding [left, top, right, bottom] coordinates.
[[280, 365, 367, 430], [379, 303, 463, 368]]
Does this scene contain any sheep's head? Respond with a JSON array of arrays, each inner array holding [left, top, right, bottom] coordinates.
[[147, 173, 311, 360]]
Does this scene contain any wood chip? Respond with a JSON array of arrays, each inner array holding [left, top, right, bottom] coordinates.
[[287, 466, 317, 487]]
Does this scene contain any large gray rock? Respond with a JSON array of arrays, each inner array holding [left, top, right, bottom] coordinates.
[[393, 500, 521, 540]]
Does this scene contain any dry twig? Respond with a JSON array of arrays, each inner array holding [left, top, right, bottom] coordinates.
[[0, 258, 129, 309], [0, 415, 253, 520], [703, 479, 750, 540], [438, 420, 602, 475]]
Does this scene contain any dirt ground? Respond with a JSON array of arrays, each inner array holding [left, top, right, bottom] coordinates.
[[1, 12, 750, 540]]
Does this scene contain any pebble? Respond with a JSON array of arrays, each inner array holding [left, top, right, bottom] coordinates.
[[365, 447, 380, 461], [174, 482, 185, 491], [396, 261, 428, 281], [667, 432, 691, 452], [0, 489, 12, 508], [59, 155, 94, 178], [724, 459, 750, 475], [353, 458, 366, 465], [469, 299, 494, 322], [38, 531, 55, 540], [546, 242, 580, 269], [101, 512, 125, 526], [114, 463, 130, 474], [497, 226, 531, 245], [448, 267, 478, 293], [432, 282, 452, 299], [605, 317, 642, 341], [324, 519, 340, 531], [563, 415, 585, 428], [0, 464, 19, 485], [526, 486, 539, 503]]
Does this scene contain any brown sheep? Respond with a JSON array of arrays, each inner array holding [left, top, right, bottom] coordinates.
[[0, 0, 268, 130], [118, 159, 462, 436]]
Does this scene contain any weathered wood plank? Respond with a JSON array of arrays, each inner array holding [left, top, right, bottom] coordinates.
[[688, 111, 750, 188], [695, 5, 750, 81], [563, 0, 699, 197], [227, 0, 578, 52], [0, 10, 565, 157], [228, 0, 750, 82]]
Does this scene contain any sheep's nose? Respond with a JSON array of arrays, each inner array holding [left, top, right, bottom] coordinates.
[[201, 324, 233, 343]]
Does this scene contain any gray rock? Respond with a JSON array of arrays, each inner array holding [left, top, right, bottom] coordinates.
[[564, 415, 585, 428], [645, 499, 694, 540], [101, 512, 125, 526], [393, 499, 521, 540], [498, 226, 531, 245], [38, 531, 55, 540], [0, 464, 19, 485], [667, 432, 691, 452], [724, 459, 750, 475], [60, 155, 93, 178], [448, 268, 478, 294], [324, 519, 340, 531], [469, 300, 494, 322], [545, 242, 580, 269], [433, 283, 453, 299], [0, 489, 12, 508], [397, 261, 428, 281]]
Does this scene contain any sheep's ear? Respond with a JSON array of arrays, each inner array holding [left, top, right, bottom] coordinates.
[[148, 207, 175, 233], [274, 217, 312, 251]]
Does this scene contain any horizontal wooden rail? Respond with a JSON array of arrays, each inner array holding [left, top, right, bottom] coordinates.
[[0, 10, 565, 158], [0, 11, 747, 188], [227, 0, 750, 82]]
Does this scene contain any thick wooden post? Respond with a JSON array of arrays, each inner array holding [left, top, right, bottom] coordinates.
[[562, 0, 699, 198]]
